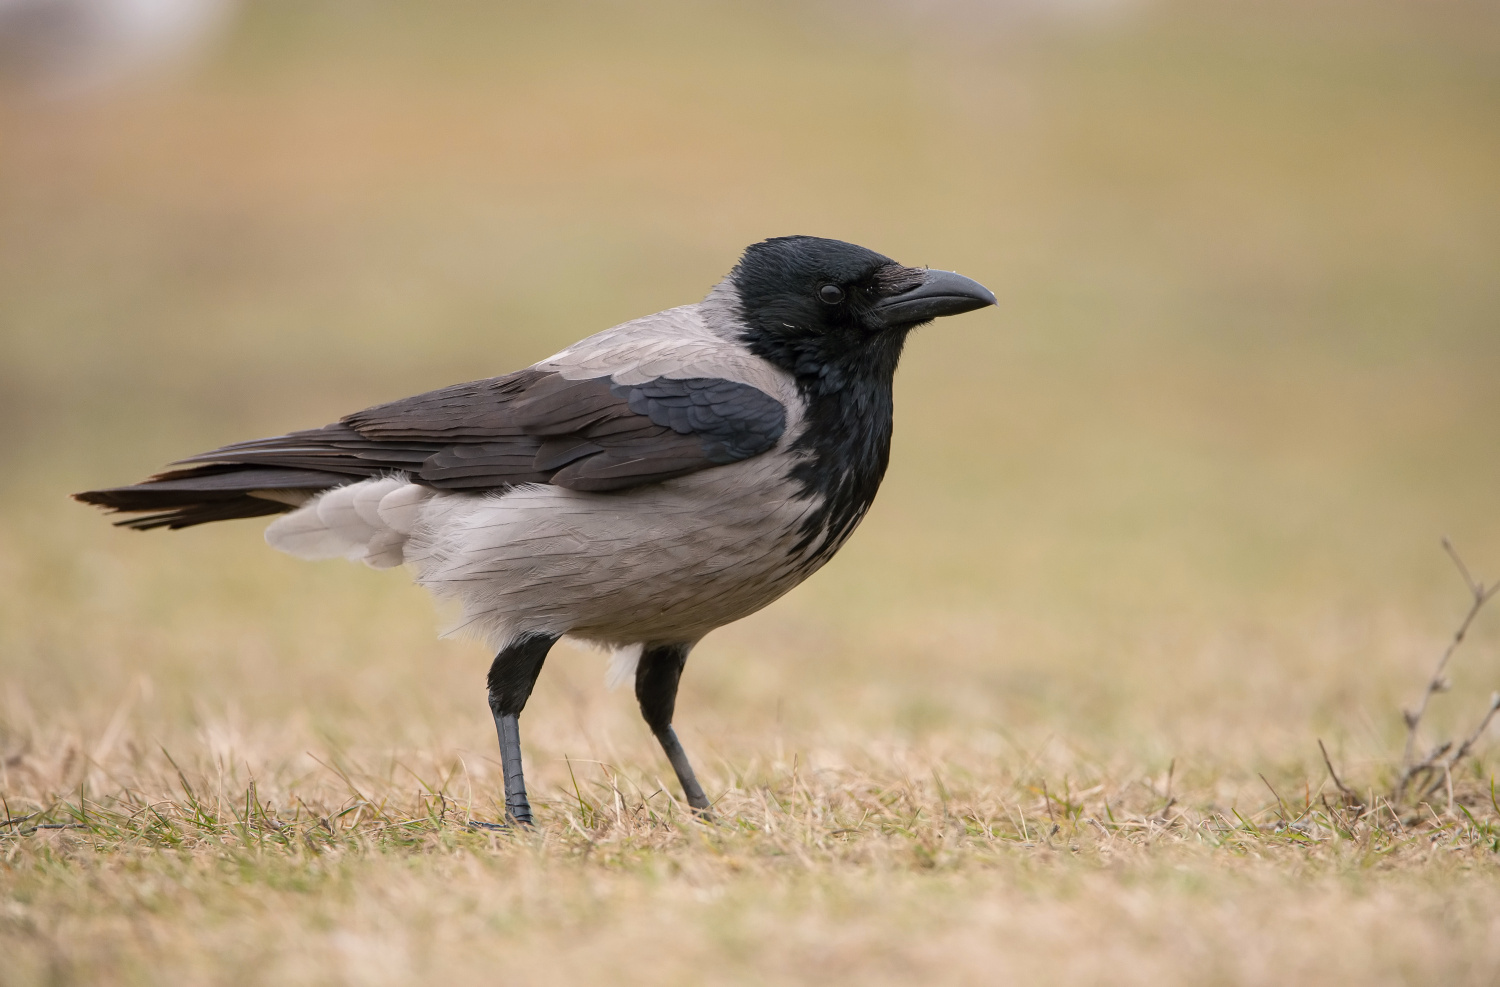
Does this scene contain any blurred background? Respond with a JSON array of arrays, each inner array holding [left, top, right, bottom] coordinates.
[[2, 0, 1498, 793]]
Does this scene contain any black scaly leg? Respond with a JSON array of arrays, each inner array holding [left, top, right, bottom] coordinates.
[[636, 642, 712, 816], [486, 632, 558, 826]]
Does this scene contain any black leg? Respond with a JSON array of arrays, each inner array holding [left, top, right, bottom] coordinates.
[[486, 632, 558, 826], [636, 642, 712, 816]]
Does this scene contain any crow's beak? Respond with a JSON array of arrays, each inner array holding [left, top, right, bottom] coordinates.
[[875, 269, 997, 326]]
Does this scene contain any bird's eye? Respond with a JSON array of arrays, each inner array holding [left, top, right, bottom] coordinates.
[[818, 284, 845, 304]]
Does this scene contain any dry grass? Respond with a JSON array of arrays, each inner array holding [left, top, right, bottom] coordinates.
[[6, 700, 1500, 985], [7, 669, 1500, 987], [5, 0, 1500, 983]]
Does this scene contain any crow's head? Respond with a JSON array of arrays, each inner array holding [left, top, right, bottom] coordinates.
[[724, 235, 994, 377]]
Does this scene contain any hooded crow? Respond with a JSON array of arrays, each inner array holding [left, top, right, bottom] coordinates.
[[76, 235, 996, 824]]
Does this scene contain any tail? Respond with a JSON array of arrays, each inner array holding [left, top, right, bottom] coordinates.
[[74, 464, 352, 531]]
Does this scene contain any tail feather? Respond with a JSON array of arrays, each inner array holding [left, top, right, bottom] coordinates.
[[74, 465, 352, 531]]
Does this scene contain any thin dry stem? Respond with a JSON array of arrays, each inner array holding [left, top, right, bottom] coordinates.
[[1394, 539, 1500, 803], [1317, 739, 1359, 806]]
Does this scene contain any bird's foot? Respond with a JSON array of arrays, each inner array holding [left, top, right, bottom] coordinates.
[[467, 809, 534, 832]]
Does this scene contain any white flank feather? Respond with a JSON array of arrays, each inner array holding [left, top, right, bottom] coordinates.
[[605, 644, 643, 691], [264, 498, 355, 559], [376, 483, 434, 535], [265, 477, 420, 567], [314, 484, 377, 552]]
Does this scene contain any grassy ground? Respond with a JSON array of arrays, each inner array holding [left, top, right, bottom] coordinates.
[[3, 1, 1500, 983]]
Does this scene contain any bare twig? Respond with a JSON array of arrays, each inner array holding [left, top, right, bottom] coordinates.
[[1318, 739, 1359, 805], [1445, 691, 1500, 771], [1259, 773, 1288, 822], [1395, 539, 1500, 803], [1411, 692, 1500, 806]]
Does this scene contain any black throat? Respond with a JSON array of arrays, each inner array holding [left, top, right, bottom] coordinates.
[[721, 234, 931, 569], [742, 326, 909, 568]]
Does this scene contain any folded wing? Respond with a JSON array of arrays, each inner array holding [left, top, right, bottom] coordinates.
[[75, 369, 787, 530]]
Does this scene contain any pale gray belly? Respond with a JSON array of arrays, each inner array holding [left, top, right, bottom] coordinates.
[[403, 455, 828, 649]]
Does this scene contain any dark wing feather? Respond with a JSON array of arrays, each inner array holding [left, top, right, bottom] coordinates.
[[75, 368, 787, 528], [340, 370, 547, 439], [73, 464, 353, 530]]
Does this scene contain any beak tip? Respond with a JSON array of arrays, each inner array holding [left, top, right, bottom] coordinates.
[[922, 268, 997, 314], [939, 271, 995, 307], [874, 267, 997, 324]]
